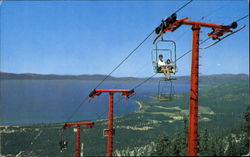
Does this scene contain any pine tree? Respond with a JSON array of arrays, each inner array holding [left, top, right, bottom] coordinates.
[[226, 135, 236, 156], [241, 104, 250, 155], [214, 138, 224, 156], [198, 128, 210, 156], [155, 133, 171, 156], [209, 136, 219, 156], [172, 133, 182, 156], [244, 104, 250, 135], [155, 117, 200, 156], [181, 117, 188, 156]]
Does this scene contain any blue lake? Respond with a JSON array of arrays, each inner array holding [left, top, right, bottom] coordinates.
[[0, 79, 191, 125]]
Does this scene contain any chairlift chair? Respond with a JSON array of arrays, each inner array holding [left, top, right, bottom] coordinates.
[[151, 39, 177, 74], [59, 128, 68, 152], [59, 140, 68, 152], [158, 79, 175, 101]]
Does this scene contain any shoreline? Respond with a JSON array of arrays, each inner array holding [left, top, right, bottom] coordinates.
[[135, 100, 143, 111]]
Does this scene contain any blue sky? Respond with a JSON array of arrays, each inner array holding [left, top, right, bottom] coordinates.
[[0, 0, 249, 77]]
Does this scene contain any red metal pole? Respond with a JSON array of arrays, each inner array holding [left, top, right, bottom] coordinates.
[[154, 16, 235, 156], [89, 89, 133, 157], [76, 125, 81, 157], [188, 24, 200, 156], [107, 92, 114, 157]]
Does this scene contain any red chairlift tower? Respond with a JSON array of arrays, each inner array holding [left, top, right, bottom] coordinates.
[[154, 14, 239, 156], [89, 89, 134, 157], [63, 121, 94, 157]]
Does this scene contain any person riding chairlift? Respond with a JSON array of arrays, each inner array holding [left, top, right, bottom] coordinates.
[[157, 54, 176, 80], [59, 140, 68, 152]]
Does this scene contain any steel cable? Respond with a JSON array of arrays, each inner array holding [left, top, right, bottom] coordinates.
[[64, 0, 194, 125]]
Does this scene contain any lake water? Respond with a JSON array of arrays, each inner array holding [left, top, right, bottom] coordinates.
[[0, 79, 191, 126]]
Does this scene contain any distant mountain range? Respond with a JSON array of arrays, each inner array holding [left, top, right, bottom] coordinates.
[[0, 72, 248, 84], [0, 72, 143, 81], [0, 72, 118, 80]]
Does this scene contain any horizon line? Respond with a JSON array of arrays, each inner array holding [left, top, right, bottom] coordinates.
[[0, 71, 249, 78]]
